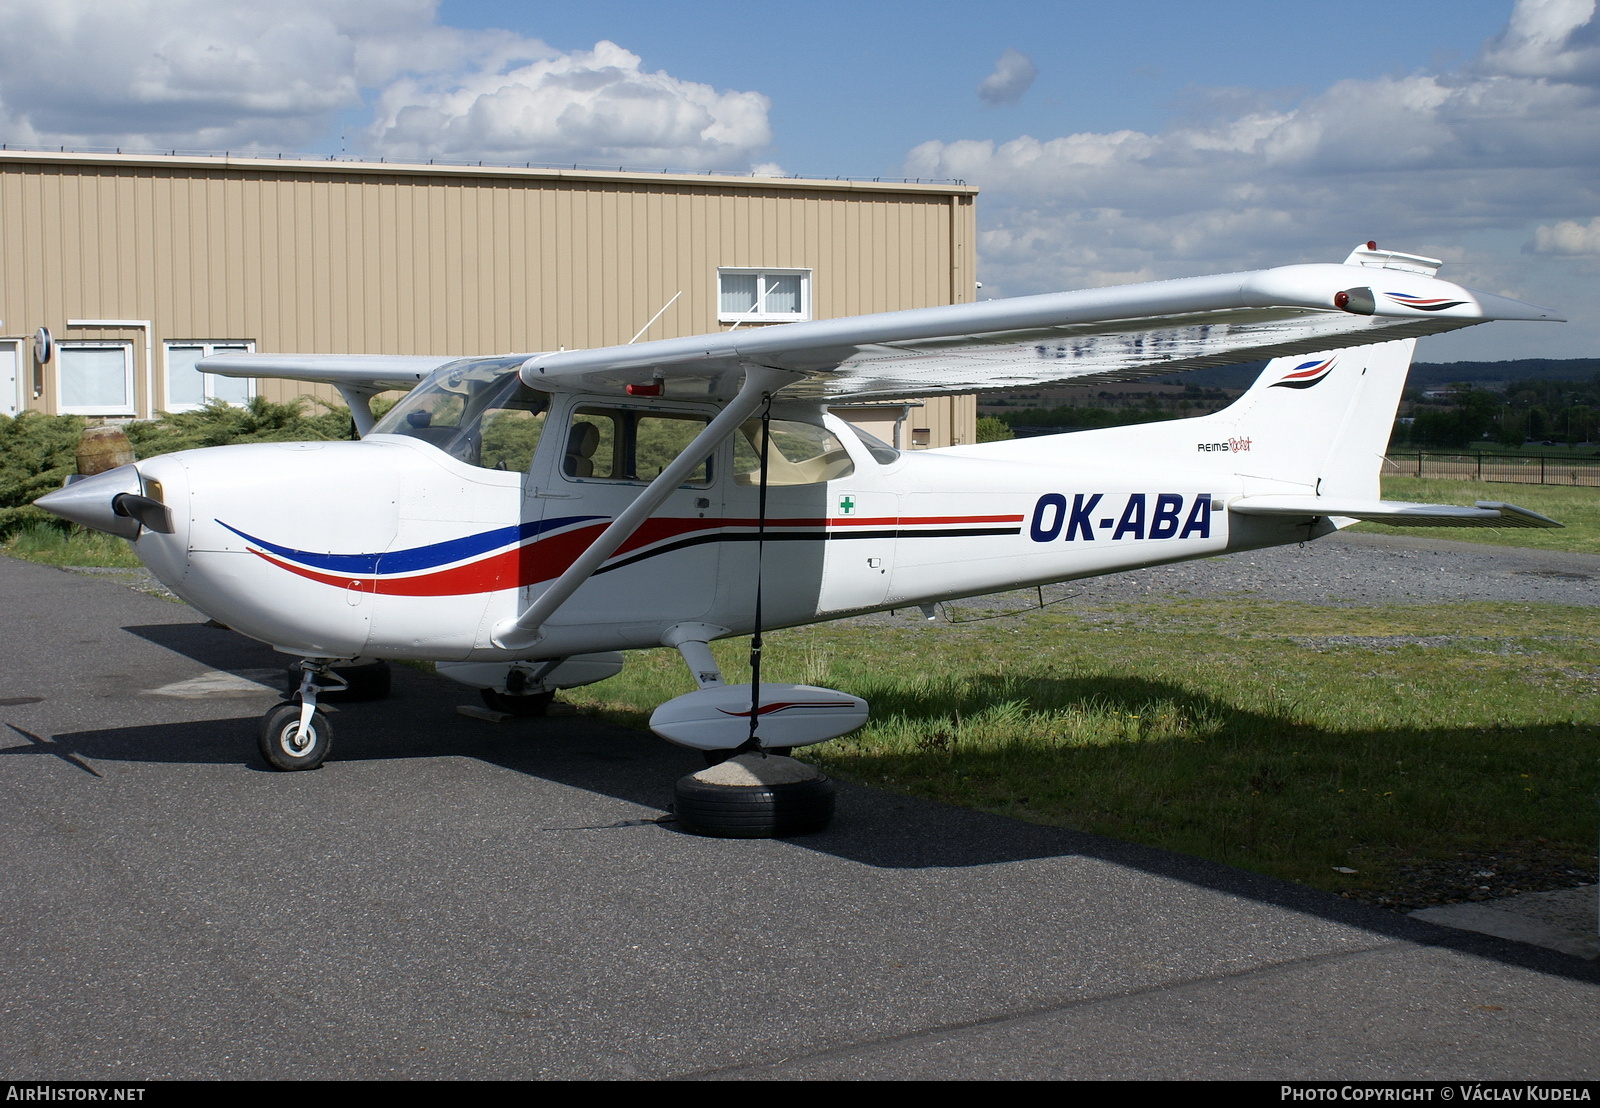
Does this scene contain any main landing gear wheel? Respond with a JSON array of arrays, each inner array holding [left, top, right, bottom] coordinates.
[[479, 688, 556, 717], [285, 660, 391, 703], [673, 754, 835, 838], [258, 701, 332, 772]]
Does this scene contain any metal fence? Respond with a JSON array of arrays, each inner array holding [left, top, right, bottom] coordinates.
[[1384, 452, 1600, 487]]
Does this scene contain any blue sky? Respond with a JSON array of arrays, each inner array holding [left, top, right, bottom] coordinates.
[[434, 1, 1516, 178], [0, 0, 1593, 361]]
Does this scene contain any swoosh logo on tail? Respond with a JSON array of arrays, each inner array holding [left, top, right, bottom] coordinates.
[[1270, 356, 1336, 390]]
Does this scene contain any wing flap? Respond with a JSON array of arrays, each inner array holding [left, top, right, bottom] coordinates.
[[1229, 496, 1562, 529]]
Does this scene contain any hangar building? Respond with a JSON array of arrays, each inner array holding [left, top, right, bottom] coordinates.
[[0, 149, 978, 448]]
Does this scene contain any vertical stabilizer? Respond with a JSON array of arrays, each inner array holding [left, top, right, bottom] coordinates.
[[949, 336, 1418, 507], [1211, 338, 1415, 501]]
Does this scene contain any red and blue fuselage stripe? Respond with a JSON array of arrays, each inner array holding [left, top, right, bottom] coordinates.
[[224, 513, 1025, 597], [218, 515, 606, 574]]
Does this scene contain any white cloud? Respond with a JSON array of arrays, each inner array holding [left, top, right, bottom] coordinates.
[[909, 0, 1600, 357], [1532, 215, 1600, 252], [0, 1, 433, 150], [978, 49, 1038, 108], [1474, 0, 1600, 80], [367, 40, 771, 169], [0, 1, 772, 170]]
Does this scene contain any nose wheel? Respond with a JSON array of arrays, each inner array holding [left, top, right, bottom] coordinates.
[[258, 701, 332, 771], [258, 660, 343, 771]]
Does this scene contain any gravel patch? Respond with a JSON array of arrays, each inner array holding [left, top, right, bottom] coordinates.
[[856, 530, 1600, 625], [1064, 530, 1600, 607], [1345, 848, 1599, 914], [58, 563, 180, 601]]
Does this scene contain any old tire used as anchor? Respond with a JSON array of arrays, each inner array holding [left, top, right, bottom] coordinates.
[[673, 753, 835, 838]]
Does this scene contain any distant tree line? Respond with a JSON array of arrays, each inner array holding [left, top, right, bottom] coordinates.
[[1393, 375, 1600, 449], [985, 370, 1600, 451], [994, 405, 1188, 432], [989, 385, 1236, 432]]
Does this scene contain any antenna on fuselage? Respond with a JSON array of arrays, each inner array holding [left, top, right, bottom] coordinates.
[[627, 290, 683, 345]]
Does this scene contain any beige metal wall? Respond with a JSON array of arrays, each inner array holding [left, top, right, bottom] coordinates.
[[0, 151, 977, 444]]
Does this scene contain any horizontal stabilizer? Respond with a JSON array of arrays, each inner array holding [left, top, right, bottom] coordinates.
[[1229, 496, 1562, 529]]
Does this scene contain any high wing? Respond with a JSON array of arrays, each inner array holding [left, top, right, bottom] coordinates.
[[197, 353, 460, 393], [517, 257, 1560, 400], [197, 353, 467, 434], [197, 251, 1560, 406]]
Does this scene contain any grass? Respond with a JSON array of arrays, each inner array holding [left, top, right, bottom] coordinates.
[[1, 522, 142, 568], [566, 598, 1598, 900], [1355, 477, 1599, 554]]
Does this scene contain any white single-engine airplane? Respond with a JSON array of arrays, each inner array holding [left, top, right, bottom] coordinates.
[[38, 243, 1562, 825]]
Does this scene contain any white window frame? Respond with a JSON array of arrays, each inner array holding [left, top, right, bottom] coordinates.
[[163, 341, 257, 412], [0, 339, 19, 417], [57, 341, 135, 417], [717, 268, 812, 324]]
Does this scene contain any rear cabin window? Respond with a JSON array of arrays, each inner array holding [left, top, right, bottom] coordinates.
[[564, 408, 712, 486], [732, 420, 855, 486]]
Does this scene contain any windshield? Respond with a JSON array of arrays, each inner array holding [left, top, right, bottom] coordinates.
[[372, 357, 551, 472]]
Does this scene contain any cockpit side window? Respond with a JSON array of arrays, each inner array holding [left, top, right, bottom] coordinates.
[[564, 407, 712, 486], [371, 359, 550, 472]]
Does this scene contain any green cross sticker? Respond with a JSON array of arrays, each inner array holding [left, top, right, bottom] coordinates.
[[838, 494, 856, 515]]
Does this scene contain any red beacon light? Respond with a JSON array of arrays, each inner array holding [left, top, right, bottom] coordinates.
[[626, 380, 663, 397]]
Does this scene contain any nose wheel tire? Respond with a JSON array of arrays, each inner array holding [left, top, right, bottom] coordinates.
[[258, 702, 332, 771]]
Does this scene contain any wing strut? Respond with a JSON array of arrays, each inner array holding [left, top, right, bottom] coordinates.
[[335, 384, 384, 437], [491, 365, 800, 651]]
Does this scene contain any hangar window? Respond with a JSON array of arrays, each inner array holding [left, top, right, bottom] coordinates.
[[57, 342, 134, 416], [164, 342, 254, 411], [717, 269, 811, 323]]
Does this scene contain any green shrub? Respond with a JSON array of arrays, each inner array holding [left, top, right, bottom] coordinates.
[[0, 411, 87, 539], [124, 396, 353, 455], [976, 415, 1014, 443], [1, 396, 358, 541]]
